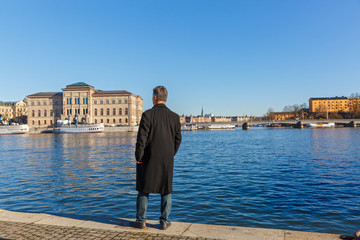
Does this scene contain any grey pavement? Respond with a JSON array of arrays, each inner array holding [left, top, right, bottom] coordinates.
[[0, 209, 344, 240]]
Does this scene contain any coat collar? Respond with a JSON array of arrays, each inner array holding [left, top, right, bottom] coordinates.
[[153, 103, 167, 109]]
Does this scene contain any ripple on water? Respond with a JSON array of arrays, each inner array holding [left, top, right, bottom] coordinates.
[[0, 129, 359, 234]]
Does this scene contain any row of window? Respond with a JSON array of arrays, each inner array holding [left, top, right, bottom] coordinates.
[[94, 108, 128, 116], [31, 101, 60, 106], [66, 109, 88, 116], [94, 118, 128, 124], [66, 98, 88, 105], [32, 110, 60, 117], [31, 120, 54, 126], [94, 99, 128, 104]]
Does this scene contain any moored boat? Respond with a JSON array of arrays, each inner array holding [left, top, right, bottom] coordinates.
[[207, 124, 235, 130], [53, 123, 105, 133], [0, 124, 29, 135], [181, 124, 198, 131], [306, 122, 335, 128]]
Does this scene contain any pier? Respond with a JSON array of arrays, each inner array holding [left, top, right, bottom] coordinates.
[[0, 209, 344, 240]]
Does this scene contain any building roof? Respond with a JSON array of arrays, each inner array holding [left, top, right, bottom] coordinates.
[[93, 90, 133, 96], [309, 97, 348, 100], [27, 92, 62, 98], [63, 82, 95, 90], [0, 101, 17, 106], [69, 82, 90, 86]]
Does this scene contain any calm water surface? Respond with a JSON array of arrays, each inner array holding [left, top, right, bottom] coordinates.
[[0, 128, 359, 234]]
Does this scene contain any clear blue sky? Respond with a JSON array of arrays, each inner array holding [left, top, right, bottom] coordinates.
[[1, 0, 359, 116]]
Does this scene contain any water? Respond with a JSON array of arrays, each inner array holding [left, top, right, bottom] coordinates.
[[0, 128, 359, 234]]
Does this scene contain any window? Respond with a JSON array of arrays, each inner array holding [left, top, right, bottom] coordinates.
[[38, 110, 41, 117], [67, 109, 69, 115], [107, 119, 110, 123], [44, 102, 47, 105], [44, 120, 47, 125], [44, 110, 47, 117], [70, 98, 72, 104], [32, 110, 35, 117], [94, 100, 97, 104], [125, 108, 128, 115], [119, 108, 122, 115], [86, 98, 88, 104], [106, 100, 109, 104], [125, 118, 128, 123], [95, 109, 98, 116], [113, 119, 115, 123], [125, 100, 128, 103], [95, 119, 98, 123], [107, 108, 110, 115], [55, 101, 59, 105], [38, 120, 41, 125], [101, 109, 104, 115], [38, 102, 40, 106], [112, 100, 115, 104], [83, 109, 86, 115], [31, 102, 34, 106], [118, 100, 122, 104], [55, 110, 59, 117], [119, 119, 122, 123], [113, 108, 116, 115], [70, 109, 72, 115], [101, 119, 103, 123], [100, 100, 103, 104]]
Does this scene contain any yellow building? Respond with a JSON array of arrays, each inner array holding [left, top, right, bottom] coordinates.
[[27, 82, 143, 129], [309, 97, 360, 113], [0, 101, 27, 122]]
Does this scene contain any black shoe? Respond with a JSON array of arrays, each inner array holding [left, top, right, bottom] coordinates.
[[130, 221, 146, 229], [160, 221, 171, 230]]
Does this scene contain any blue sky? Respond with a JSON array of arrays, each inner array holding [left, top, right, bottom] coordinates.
[[1, 0, 359, 116]]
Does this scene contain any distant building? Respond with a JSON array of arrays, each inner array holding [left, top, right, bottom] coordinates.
[[26, 82, 143, 128], [272, 112, 296, 121], [0, 101, 27, 122], [309, 97, 360, 113]]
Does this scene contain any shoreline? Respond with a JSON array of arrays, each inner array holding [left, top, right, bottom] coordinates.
[[0, 209, 345, 240]]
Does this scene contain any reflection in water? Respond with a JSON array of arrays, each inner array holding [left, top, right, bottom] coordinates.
[[0, 129, 359, 234]]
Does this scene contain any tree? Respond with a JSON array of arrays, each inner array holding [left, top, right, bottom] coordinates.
[[265, 108, 275, 121]]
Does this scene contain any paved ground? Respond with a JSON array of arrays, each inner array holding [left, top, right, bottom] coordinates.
[[0, 220, 206, 240], [0, 210, 346, 240]]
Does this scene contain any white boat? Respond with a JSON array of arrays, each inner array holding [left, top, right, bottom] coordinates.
[[53, 123, 104, 133], [181, 124, 198, 131], [207, 124, 236, 130], [0, 124, 29, 135], [306, 122, 335, 128]]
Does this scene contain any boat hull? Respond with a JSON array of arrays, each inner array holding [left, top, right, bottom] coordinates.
[[53, 123, 105, 133], [0, 125, 29, 135]]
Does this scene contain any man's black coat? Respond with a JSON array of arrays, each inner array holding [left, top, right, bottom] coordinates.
[[135, 104, 182, 194]]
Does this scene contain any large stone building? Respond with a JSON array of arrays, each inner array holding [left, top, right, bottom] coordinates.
[[0, 101, 27, 122], [27, 82, 143, 128], [309, 97, 360, 113]]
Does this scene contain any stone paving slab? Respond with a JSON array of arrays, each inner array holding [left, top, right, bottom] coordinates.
[[0, 209, 343, 240]]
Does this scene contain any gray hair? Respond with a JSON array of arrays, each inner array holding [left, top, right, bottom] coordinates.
[[153, 86, 168, 102]]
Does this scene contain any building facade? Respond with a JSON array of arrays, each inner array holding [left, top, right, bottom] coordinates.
[[0, 101, 27, 122], [27, 82, 143, 128], [309, 97, 360, 113]]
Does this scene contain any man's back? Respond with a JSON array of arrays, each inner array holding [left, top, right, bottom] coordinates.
[[135, 103, 182, 194]]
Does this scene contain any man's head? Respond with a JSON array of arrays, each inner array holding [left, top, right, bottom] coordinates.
[[153, 86, 168, 105]]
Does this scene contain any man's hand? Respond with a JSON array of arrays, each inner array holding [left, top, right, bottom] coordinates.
[[137, 160, 143, 164]]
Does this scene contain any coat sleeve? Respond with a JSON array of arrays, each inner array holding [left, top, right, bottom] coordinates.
[[174, 116, 182, 155], [135, 112, 151, 162]]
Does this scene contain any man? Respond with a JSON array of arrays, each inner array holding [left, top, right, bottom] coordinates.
[[132, 86, 182, 230]]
